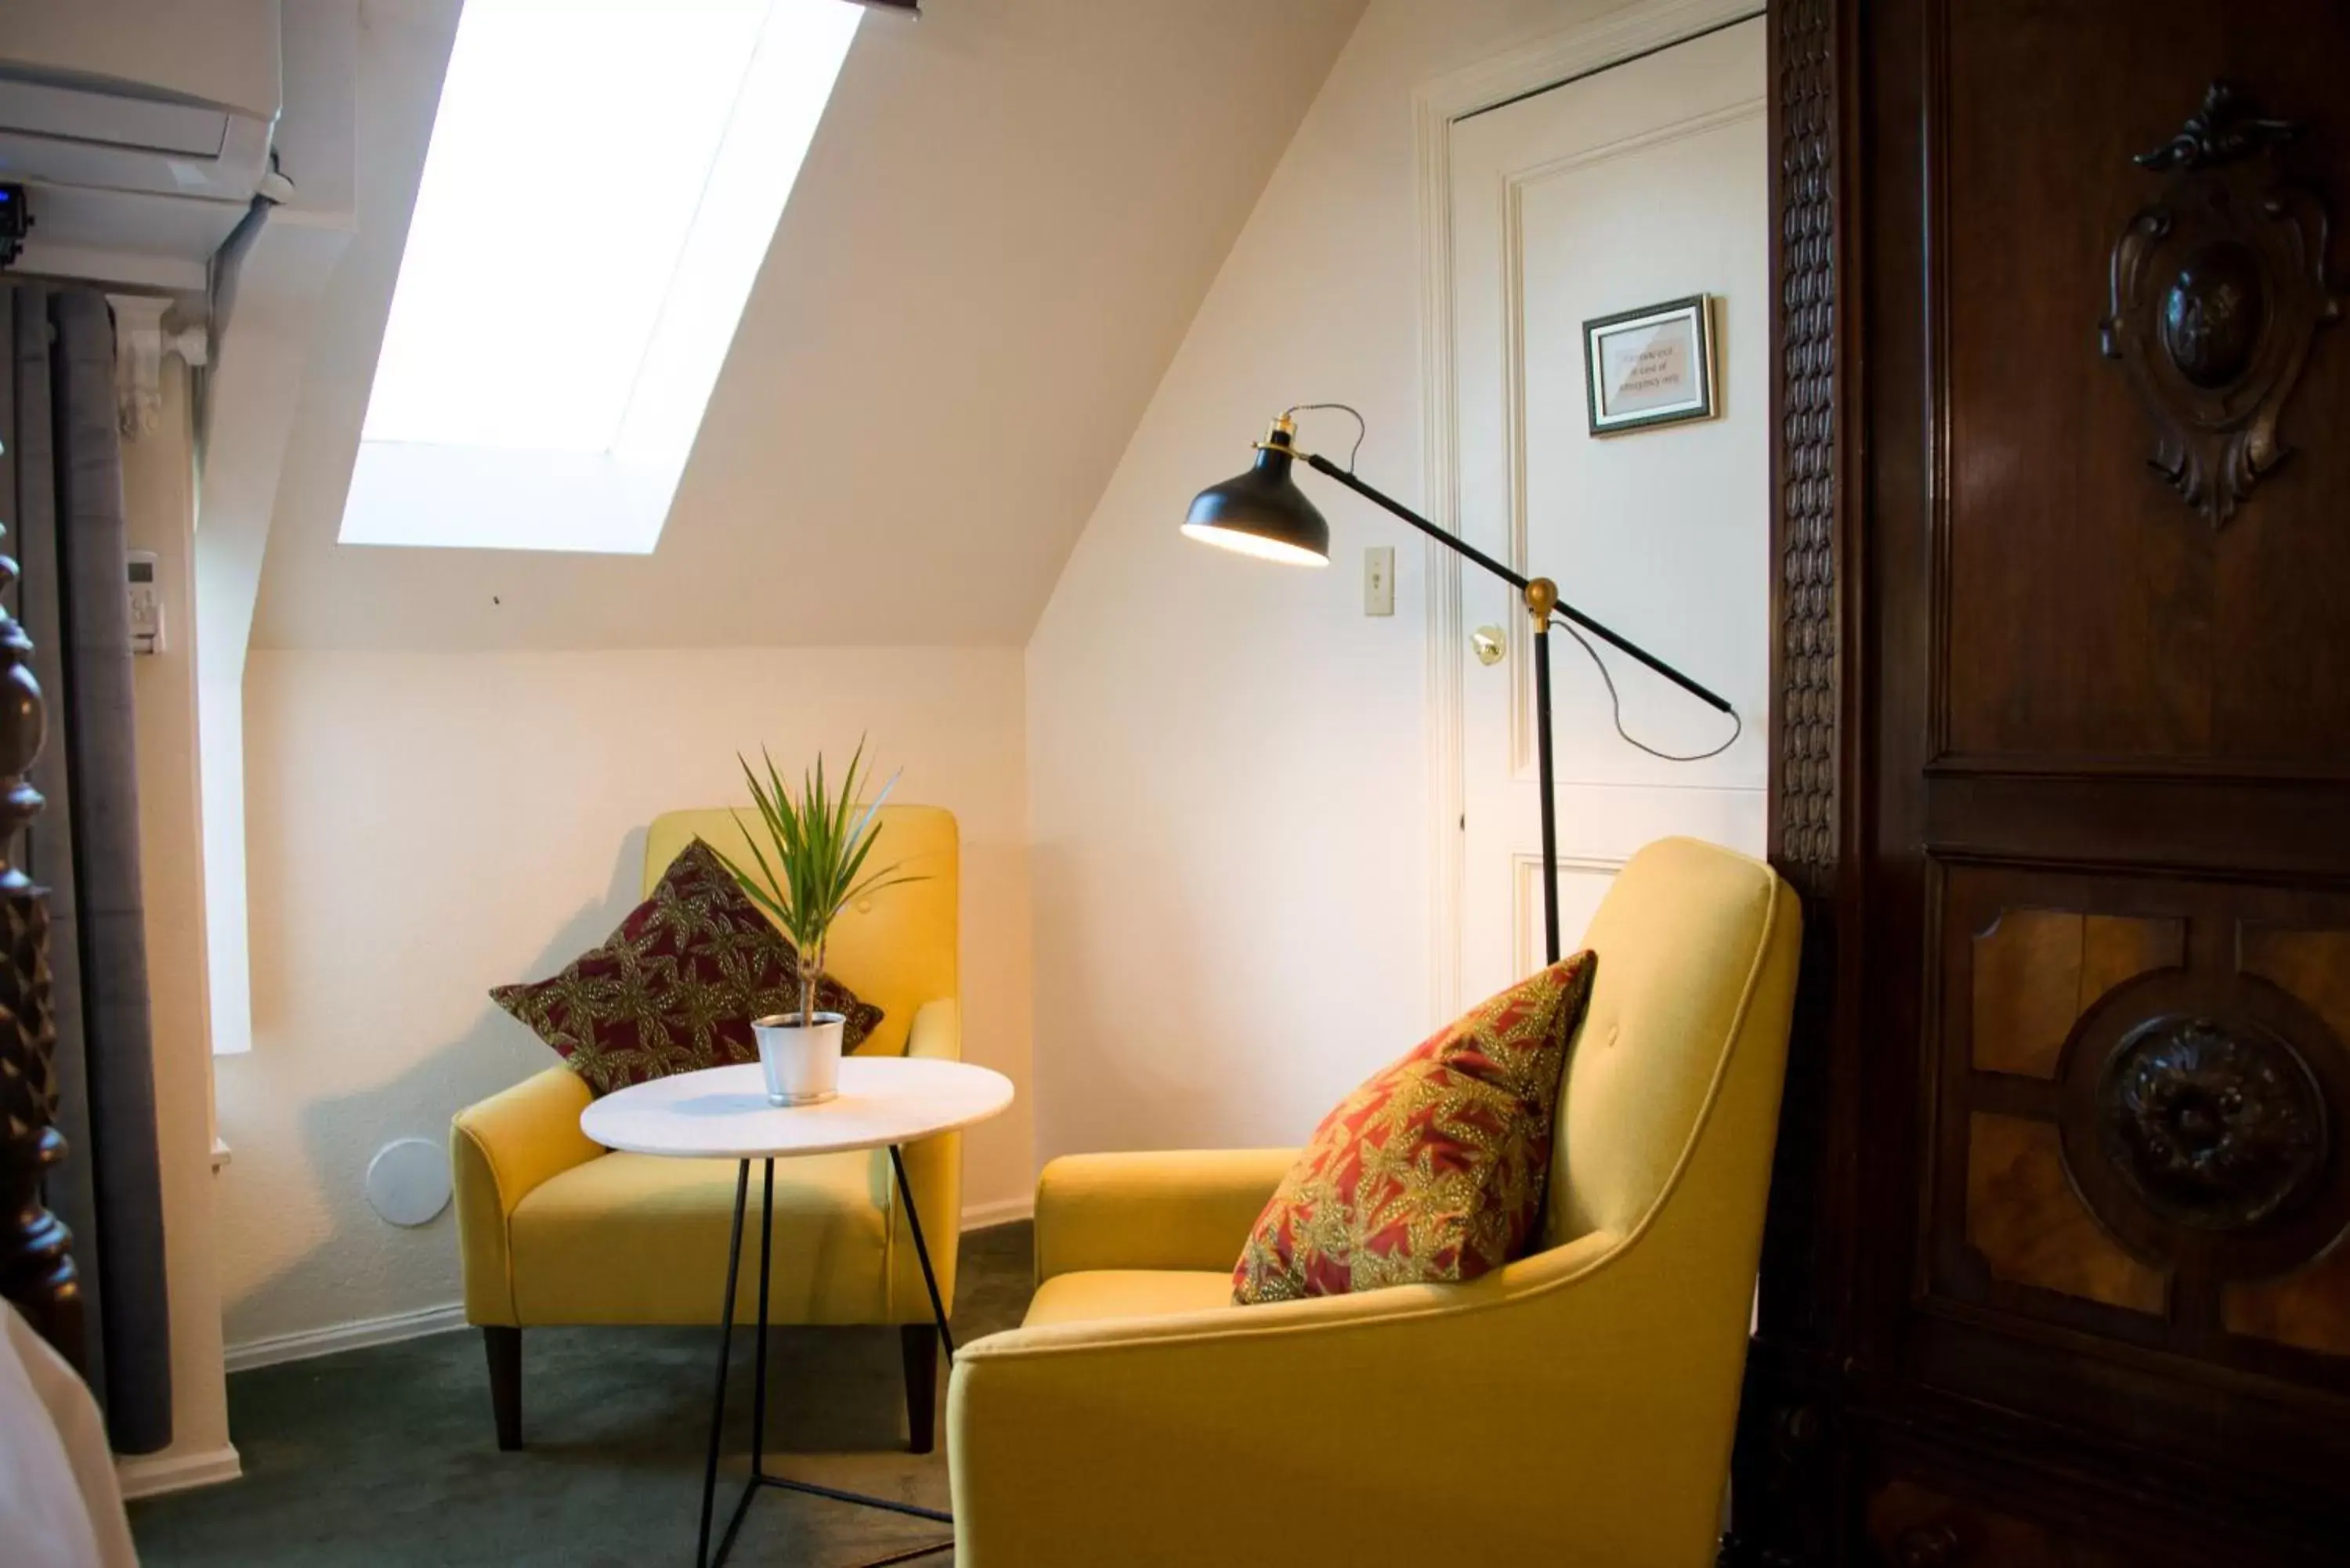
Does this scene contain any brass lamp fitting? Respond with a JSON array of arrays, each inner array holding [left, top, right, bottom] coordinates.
[[1523, 576, 1559, 624], [1251, 411, 1308, 461]]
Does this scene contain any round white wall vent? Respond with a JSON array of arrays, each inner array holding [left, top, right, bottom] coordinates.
[[365, 1137, 452, 1227]]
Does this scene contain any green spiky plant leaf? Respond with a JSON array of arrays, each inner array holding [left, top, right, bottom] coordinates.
[[709, 739, 922, 1028]]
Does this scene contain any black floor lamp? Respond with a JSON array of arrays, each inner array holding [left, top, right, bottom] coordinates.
[[1183, 410, 1737, 968]]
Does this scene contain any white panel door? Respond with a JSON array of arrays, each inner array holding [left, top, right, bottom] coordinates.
[[1450, 18, 1768, 1002]]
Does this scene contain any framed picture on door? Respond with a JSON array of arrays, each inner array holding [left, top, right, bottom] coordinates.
[[1582, 294, 1717, 435]]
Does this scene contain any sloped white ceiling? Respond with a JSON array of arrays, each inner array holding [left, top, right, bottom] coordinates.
[[250, 0, 1364, 650]]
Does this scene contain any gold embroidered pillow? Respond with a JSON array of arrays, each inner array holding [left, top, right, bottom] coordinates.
[[1233, 952, 1596, 1304], [491, 838, 883, 1096]]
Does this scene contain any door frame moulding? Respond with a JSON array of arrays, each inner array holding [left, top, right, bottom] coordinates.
[[1413, 0, 1766, 1018]]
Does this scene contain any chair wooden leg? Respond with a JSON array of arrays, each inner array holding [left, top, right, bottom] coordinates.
[[483, 1326, 522, 1451], [899, 1324, 938, 1455]]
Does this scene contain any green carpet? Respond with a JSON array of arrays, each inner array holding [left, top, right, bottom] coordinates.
[[130, 1223, 1036, 1567]]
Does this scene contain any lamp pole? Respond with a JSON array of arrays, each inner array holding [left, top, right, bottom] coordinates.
[[1526, 577, 1564, 966]]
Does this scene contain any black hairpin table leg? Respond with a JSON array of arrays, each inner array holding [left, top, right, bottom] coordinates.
[[696, 1161, 750, 1568], [694, 1147, 959, 1568], [890, 1144, 956, 1363]]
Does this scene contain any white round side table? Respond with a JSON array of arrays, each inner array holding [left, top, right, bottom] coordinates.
[[582, 1057, 1014, 1568]]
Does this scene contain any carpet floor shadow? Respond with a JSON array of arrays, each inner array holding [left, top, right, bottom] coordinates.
[[130, 1222, 1036, 1567]]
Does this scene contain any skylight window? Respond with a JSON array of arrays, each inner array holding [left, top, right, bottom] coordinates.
[[340, 0, 861, 553]]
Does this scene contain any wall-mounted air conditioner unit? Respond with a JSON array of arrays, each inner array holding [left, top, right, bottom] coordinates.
[[0, 1, 284, 292]]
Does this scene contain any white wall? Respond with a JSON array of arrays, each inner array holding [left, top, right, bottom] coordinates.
[[249, 0, 1365, 652], [213, 647, 1031, 1346], [195, 0, 356, 1064], [1026, 0, 1656, 1161], [201, 0, 1363, 1352], [201, 0, 1757, 1360]]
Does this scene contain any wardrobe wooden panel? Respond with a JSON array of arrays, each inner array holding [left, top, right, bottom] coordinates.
[[1734, 0, 2350, 1562], [1933, 5, 2350, 769]]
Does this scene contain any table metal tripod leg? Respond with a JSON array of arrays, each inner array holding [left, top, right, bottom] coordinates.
[[888, 1145, 955, 1362], [697, 1159, 750, 1568], [748, 1158, 774, 1479]]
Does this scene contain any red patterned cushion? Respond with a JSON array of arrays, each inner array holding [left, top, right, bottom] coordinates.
[[1232, 952, 1596, 1304], [490, 839, 884, 1096]]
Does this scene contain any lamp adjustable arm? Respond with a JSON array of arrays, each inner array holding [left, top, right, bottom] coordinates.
[[1192, 416, 1737, 973], [1301, 453, 1530, 593], [1301, 452, 1734, 716]]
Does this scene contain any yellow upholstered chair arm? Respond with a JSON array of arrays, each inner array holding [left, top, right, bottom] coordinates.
[[883, 999, 964, 1318], [904, 997, 961, 1064], [451, 1066, 601, 1327], [1032, 1148, 1297, 1284], [948, 1232, 1650, 1567]]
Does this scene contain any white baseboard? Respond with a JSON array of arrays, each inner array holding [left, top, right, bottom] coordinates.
[[960, 1194, 1033, 1230], [224, 1300, 468, 1374], [117, 1443, 242, 1500], [224, 1206, 1032, 1377]]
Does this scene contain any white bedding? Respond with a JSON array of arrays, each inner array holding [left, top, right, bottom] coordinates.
[[0, 1302, 138, 1568]]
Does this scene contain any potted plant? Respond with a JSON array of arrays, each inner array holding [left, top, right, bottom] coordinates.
[[713, 742, 917, 1106]]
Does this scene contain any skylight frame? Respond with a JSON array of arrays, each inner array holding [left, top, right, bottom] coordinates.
[[339, 0, 862, 555]]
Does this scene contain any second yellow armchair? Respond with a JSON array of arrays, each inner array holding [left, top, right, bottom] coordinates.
[[947, 836, 1801, 1566]]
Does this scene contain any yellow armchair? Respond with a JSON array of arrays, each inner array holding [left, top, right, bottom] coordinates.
[[452, 805, 963, 1452], [946, 836, 1801, 1566]]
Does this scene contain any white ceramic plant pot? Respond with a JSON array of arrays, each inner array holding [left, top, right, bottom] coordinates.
[[751, 1012, 845, 1106]]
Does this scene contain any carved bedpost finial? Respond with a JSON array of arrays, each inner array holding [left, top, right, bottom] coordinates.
[[0, 482, 78, 1368], [0, 540, 47, 891]]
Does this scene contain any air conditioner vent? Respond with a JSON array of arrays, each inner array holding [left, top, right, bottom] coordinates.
[[0, 3, 281, 291]]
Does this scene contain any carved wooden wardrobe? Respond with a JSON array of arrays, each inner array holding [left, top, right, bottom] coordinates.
[[1734, 1, 2350, 1563]]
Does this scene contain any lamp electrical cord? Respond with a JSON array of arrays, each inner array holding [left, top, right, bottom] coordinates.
[[1286, 401, 1741, 764], [1284, 401, 1366, 471], [1549, 614, 1743, 761]]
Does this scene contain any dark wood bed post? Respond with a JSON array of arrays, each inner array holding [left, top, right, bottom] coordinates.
[[0, 518, 79, 1367]]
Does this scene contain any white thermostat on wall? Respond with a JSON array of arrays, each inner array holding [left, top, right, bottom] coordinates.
[[127, 549, 162, 656]]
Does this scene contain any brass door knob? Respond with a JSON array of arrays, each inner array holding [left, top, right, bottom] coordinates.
[[1472, 626, 1506, 666]]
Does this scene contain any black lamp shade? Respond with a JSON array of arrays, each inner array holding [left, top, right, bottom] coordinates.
[[1180, 435, 1330, 566]]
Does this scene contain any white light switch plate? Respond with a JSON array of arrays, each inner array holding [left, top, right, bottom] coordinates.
[[1364, 545, 1394, 616]]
